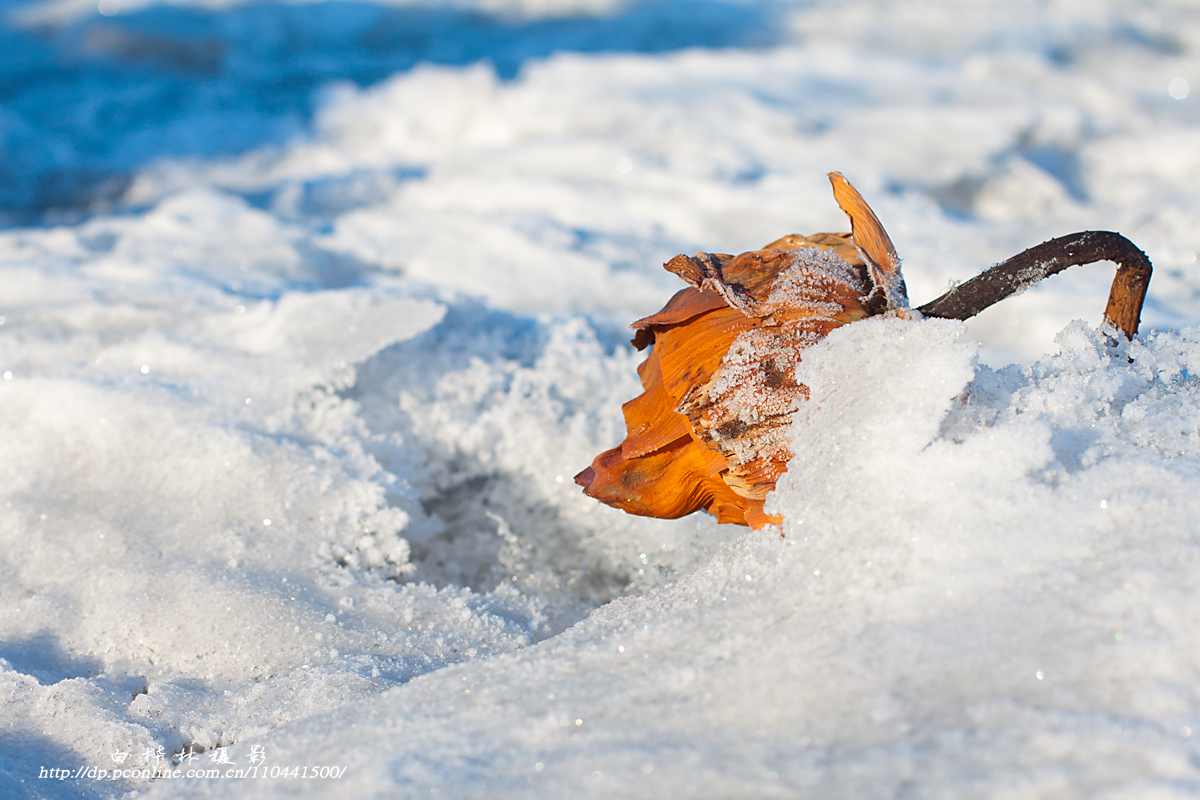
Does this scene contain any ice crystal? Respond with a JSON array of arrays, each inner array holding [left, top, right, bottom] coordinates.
[[759, 247, 866, 322]]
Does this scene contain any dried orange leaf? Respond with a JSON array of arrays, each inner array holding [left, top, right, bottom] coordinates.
[[577, 174, 899, 530], [577, 174, 1154, 531]]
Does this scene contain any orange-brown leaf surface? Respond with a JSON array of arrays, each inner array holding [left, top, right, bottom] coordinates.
[[576, 174, 907, 529]]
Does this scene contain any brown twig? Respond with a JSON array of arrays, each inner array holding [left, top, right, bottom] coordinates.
[[917, 231, 1153, 339]]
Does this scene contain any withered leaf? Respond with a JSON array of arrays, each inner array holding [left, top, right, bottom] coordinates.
[[577, 173, 1153, 530]]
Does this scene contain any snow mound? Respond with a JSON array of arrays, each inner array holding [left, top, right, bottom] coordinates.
[[147, 317, 1200, 799]]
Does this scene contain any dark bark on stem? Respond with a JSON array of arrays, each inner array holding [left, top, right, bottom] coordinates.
[[917, 231, 1153, 339]]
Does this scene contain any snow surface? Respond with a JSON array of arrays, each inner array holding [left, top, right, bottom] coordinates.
[[0, 0, 1198, 797]]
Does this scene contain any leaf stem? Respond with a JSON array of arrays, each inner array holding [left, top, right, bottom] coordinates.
[[917, 231, 1153, 339]]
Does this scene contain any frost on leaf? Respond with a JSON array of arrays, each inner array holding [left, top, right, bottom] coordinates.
[[678, 247, 871, 500]]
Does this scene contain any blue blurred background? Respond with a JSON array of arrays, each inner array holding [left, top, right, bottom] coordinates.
[[0, 0, 780, 223]]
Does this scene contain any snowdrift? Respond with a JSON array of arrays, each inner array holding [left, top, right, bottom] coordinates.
[[1, 0, 1198, 797]]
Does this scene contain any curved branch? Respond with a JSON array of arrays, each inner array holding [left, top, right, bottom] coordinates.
[[917, 231, 1153, 339]]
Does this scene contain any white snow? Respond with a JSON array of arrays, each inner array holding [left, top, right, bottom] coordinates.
[[1, 0, 1199, 797]]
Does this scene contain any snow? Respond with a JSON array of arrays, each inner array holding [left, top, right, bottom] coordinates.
[[0, 0, 1198, 797]]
